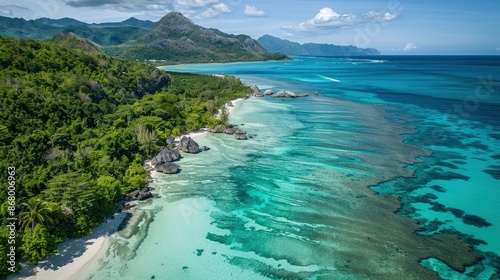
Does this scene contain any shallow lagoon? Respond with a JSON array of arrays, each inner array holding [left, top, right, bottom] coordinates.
[[89, 56, 500, 279]]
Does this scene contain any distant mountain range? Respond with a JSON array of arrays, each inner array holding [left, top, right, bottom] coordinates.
[[257, 35, 380, 56], [0, 14, 380, 63], [0, 15, 152, 45], [34, 17, 88, 27], [0, 13, 286, 64]]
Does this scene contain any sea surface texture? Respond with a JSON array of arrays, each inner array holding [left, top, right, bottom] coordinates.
[[89, 56, 500, 279]]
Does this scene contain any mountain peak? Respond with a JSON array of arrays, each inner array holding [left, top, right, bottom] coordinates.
[[158, 12, 195, 27], [121, 17, 155, 27], [145, 12, 198, 41], [116, 12, 286, 63]]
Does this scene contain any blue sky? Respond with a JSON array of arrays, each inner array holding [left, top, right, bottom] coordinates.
[[2, 0, 499, 54]]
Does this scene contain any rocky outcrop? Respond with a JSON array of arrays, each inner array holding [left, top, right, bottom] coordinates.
[[209, 124, 250, 139], [155, 162, 180, 174], [178, 136, 199, 153], [89, 81, 107, 103], [135, 71, 170, 99], [223, 127, 236, 134], [249, 84, 260, 93], [166, 135, 176, 147], [209, 124, 227, 133], [245, 87, 308, 99], [130, 186, 154, 200], [235, 133, 248, 140], [222, 127, 244, 134], [271, 90, 309, 98], [151, 147, 180, 165]]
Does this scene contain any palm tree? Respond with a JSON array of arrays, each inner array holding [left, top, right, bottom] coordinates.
[[220, 106, 230, 124], [136, 124, 157, 157], [19, 198, 53, 230]]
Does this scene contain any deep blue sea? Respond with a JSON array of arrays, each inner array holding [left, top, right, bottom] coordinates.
[[89, 56, 500, 279]]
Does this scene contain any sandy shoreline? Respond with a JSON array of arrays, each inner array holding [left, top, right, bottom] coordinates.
[[11, 212, 127, 280], [176, 97, 245, 141], [15, 97, 246, 280]]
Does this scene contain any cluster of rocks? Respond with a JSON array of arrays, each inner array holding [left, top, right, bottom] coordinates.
[[129, 186, 154, 201], [267, 90, 309, 98], [125, 135, 205, 204], [148, 135, 202, 175], [209, 124, 249, 140], [123, 135, 206, 206], [150, 147, 181, 174], [245, 84, 309, 98], [118, 185, 154, 211], [178, 136, 200, 153]]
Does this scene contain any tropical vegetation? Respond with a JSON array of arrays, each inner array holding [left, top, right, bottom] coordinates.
[[0, 36, 251, 277]]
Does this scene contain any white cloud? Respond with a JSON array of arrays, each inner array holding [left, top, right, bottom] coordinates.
[[0, 0, 28, 16], [0, 9, 13, 15], [283, 7, 398, 33], [175, 0, 218, 9], [146, 4, 168, 11], [244, 5, 266, 17], [0, 1, 29, 10], [403, 43, 417, 51], [62, 0, 222, 16], [283, 32, 295, 37], [198, 3, 231, 18], [64, 0, 121, 7]]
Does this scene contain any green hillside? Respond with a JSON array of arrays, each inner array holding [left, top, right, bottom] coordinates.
[[0, 36, 251, 277], [103, 12, 288, 63], [51, 32, 103, 54], [0, 14, 288, 64]]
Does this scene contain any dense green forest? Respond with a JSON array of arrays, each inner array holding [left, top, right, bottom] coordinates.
[[0, 36, 251, 277]]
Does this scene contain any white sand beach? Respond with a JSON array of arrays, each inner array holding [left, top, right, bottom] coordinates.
[[225, 98, 244, 115], [12, 213, 127, 280]]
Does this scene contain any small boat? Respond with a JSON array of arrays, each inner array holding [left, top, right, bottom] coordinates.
[[314, 91, 320, 95]]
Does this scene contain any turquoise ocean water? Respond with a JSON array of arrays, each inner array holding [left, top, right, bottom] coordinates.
[[89, 56, 500, 279]]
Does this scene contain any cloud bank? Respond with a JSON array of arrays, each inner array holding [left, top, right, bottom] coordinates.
[[198, 3, 231, 18], [244, 5, 266, 17], [283, 7, 398, 34], [403, 43, 418, 51], [62, 0, 230, 18]]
